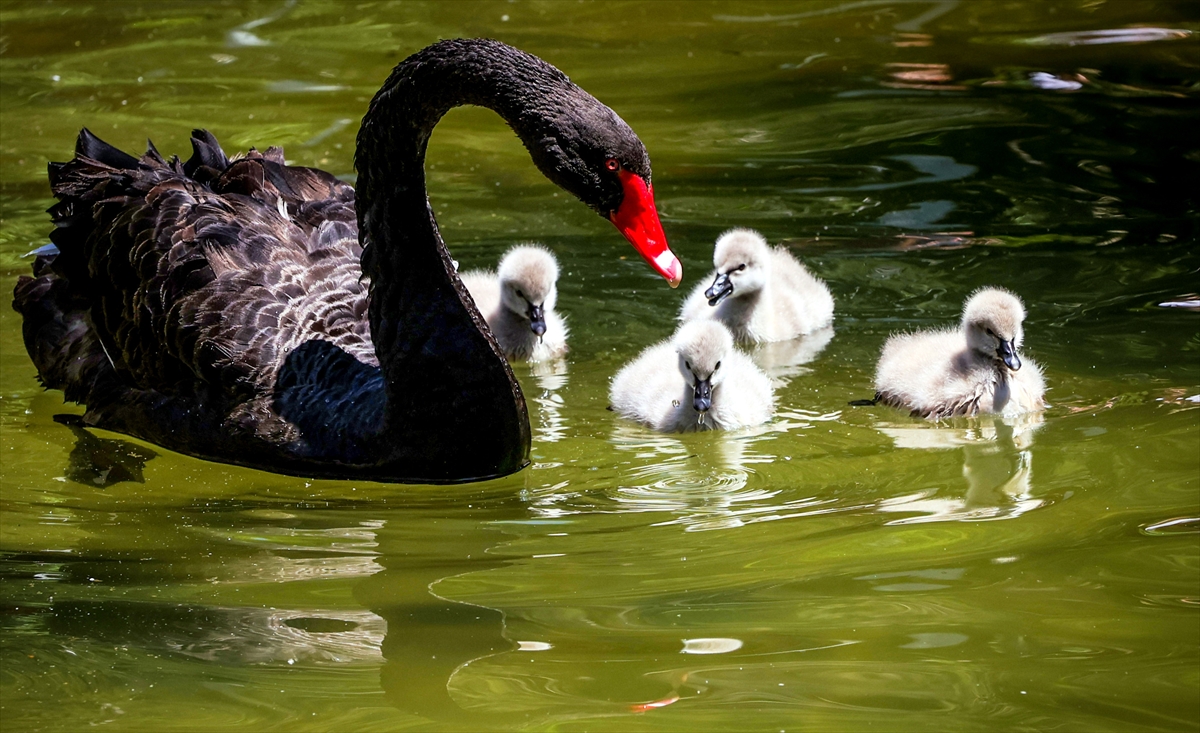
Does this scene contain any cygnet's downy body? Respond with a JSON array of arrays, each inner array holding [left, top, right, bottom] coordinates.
[[461, 245, 568, 362], [680, 228, 834, 343], [610, 321, 774, 433], [874, 287, 1046, 419]]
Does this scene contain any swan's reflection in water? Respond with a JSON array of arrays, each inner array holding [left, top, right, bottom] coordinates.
[[58, 419, 158, 487], [876, 414, 1044, 523], [372, 585, 510, 724], [46, 602, 387, 666], [32, 519, 390, 668], [527, 358, 568, 443], [359, 515, 587, 726], [747, 326, 834, 387], [19, 512, 518, 723]]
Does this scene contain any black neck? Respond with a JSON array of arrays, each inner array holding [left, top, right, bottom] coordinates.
[[352, 39, 578, 479]]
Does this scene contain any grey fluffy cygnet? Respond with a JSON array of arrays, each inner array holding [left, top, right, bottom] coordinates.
[[610, 321, 774, 433], [461, 245, 569, 362], [874, 287, 1046, 419], [680, 228, 834, 342]]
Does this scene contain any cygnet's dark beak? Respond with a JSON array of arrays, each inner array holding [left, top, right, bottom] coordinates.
[[693, 377, 713, 414], [705, 272, 734, 307], [998, 339, 1021, 371], [527, 303, 546, 337]]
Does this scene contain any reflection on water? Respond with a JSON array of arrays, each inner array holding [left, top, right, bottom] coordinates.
[[357, 523, 517, 724], [43, 601, 386, 666], [58, 419, 158, 487], [877, 414, 1044, 524], [748, 325, 834, 386], [609, 423, 775, 532], [225, 0, 295, 49], [526, 411, 846, 532], [527, 359, 569, 444]]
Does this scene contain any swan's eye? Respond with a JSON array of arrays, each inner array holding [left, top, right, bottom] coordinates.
[[685, 361, 692, 371], [736, 264, 747, 271], [516, 289, 525, 299], [715, 361, 722, 370], [605, 158, 620, 171]]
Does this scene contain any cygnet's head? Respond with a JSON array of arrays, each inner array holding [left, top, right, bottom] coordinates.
[[962, 287, 1026, 371], [498, 245, 559, 337], [674, 321, 734, 416], [705, 228, 771, 306]]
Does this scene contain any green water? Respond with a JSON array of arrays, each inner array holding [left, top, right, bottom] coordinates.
[[1, 1, 1198, 730]]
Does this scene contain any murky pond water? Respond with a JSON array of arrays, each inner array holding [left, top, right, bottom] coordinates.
[[2, 1, 1198, 730]]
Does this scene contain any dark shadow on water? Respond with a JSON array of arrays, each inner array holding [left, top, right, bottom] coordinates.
[[54, 414, 157, 487]]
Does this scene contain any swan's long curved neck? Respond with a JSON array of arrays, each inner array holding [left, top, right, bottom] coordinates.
[[350, 40, 570, 477]]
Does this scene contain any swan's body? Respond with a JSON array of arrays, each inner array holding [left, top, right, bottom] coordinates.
[[11, 39, 681, 483], [874, 288, 1046, 419], [680, 228, 833, 342], [610, 321, 774, 433], [460, 246, 568, 362]]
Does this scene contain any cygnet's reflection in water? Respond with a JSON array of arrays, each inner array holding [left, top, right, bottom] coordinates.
[[526, 358, 569, 443], [876, 413, 1044, 523], [746, 325, 834, 387], [605, 421, 826, 532]]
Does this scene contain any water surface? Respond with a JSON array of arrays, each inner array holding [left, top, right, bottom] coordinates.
[[1, 1, 1198, 730]]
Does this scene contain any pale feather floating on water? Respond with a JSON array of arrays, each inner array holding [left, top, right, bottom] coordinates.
[[681, 637, 743, 654]]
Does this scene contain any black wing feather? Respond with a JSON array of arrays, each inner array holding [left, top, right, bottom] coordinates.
[[14, 129, 371, 420]]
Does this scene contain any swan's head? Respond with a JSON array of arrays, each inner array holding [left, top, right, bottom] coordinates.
[[498, 245, 559, 337], [704, 228, 771, 306], [524, 88, 681, 288], [962, 287, 1026, 371], [674, 321, 734, 416]]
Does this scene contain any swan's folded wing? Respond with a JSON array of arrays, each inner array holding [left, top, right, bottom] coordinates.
[[38, 129, 371, 402]]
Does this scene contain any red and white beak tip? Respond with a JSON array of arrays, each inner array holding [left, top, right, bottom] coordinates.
[[655, 250, 683, 288], [610, 170, 682, 287]]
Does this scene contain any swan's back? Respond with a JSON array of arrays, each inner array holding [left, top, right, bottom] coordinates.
[[13, 129, 381, 452]]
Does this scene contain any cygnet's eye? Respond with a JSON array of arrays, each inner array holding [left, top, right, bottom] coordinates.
[[715, 361, 722, 371], [985, 327, 996, 338], [736, 264, 747, 272], [605, 158, 620, 171], [685, 361, 692, 371], [516, 288, 525, 299]]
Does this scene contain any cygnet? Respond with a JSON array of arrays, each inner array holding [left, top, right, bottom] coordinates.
[[680, 228, 834, 342], [610, 321, 774, 433], [874, 287, 1046, 419], [461, 245, 568, 361]]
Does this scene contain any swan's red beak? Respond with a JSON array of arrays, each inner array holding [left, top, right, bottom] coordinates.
[[610, 170, 682, 288]]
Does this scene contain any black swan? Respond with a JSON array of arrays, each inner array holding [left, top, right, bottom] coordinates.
[[12, 38, 682, 483]]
